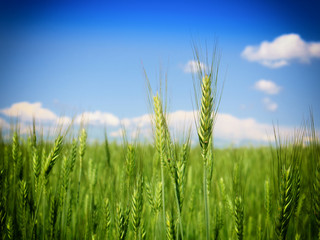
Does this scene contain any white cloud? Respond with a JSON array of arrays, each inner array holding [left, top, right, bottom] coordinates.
[[183, 60, 208, 73], [0, 102, 57, 121], [1, 102, 298, 145], [113, 110, 294, 144], [263, 98, 278, 112], [254, 79, 281, 95], [242, 33, 320, 68], [75, 111, 120, 126], [215, 113, 276, 142], [0, 102, 120, 128], [121, 114, 151, 128], [0, 102, 73, 130]]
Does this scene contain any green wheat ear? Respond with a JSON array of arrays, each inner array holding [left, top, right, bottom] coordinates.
[[153, 93, 167, 230], [18, 180, 28, 239], [12, 131, 22, 180], [104, 198, 111, 237], [275, 166, 294, 240], [153, 94, 166, 166], [125, 144, 135, 178], [6, 216, 13, 239], [198, 74, 214, 160], [131, 175, 143, 240], [116, 203, 130, 240], [43, 135, 63, 179], [69, 139, 78, 173], [49, 195, 58, 239], [166, 211, 176, 240], [198, 74, 215, 240], [32, 147, 41, 191], [234, 196, 244, 240], [79, 128, 87, 160], [12, 131, 20, 164], [265, 179, 272, 220]]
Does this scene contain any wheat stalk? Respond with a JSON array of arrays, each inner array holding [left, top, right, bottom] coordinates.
[[197, 71, 217, 240]]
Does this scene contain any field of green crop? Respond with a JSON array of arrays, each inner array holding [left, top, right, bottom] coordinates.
[[0, 70, 320, 240], [0, 122, 319, 240]]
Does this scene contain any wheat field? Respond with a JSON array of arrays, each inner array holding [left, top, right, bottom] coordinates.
[[0, 69, 320, 240]]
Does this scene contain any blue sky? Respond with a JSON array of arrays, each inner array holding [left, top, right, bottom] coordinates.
[[0, 0, 319, 145]]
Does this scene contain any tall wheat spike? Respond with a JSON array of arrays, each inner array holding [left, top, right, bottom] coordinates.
[[145, 180, 162, 215], [125, 144, 135, 195], [219, 177, 234, 216], [234, 196, 244, 240], [116, 204, 130, 240], [76, 129, 87, 239], [104, 198, 111, 238], [12, 132, 20, 164], [275, 166, 294, 240], [6, 216, 13, 239], [43, 136, 63, 179], [32, 147, 40, 192], [31, 135, 63, 238], [198, 74, 214, 160], [177, 139, 190, 210], [12, 131, 21, 182], [18, 180, 28, 240], [265, 179, 272, 220], [153, 94, 167, 230], [66, 198, 72, 227], [163, 135, 185, 240], [49, 195, 58, 239], [198, 74, 214, 240], [69, 139, 78, 173], [166, 211, 176, 240], [131, 175, 143, 240]]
